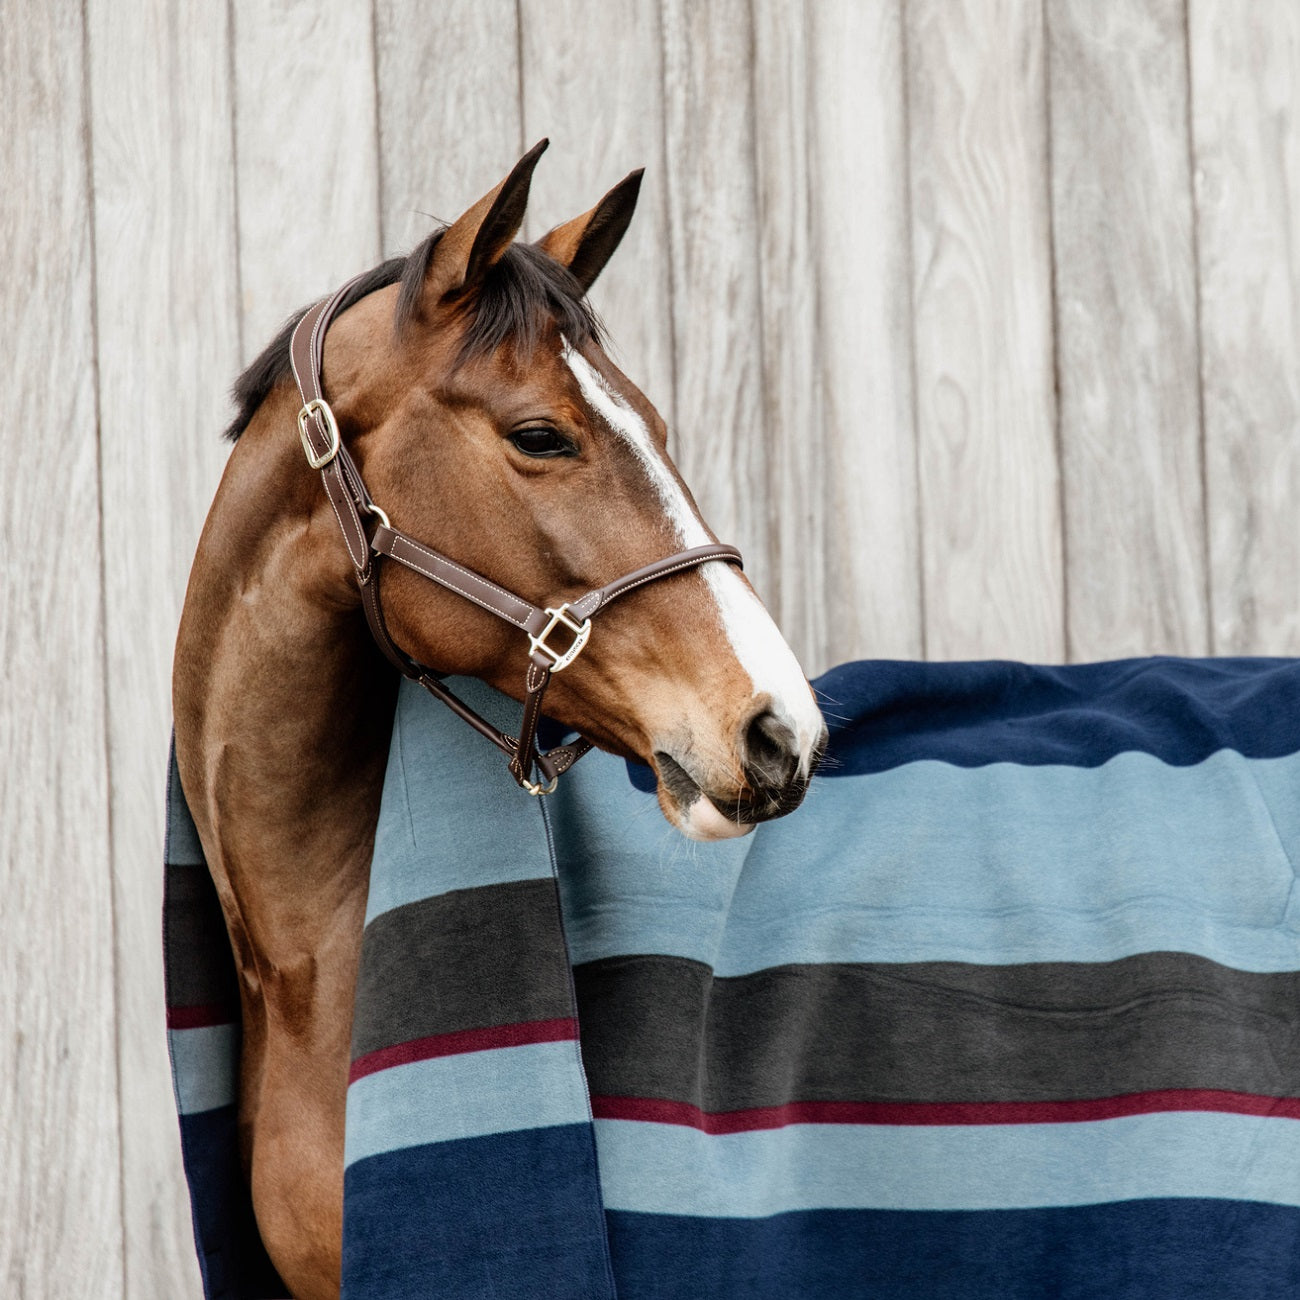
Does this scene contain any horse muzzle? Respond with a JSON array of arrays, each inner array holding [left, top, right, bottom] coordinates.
[[653, 707, 828, 841]]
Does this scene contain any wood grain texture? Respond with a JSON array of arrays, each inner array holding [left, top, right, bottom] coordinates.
[[906, 0, 1063, 662], [86, 0, 239, 1293], [1190, 0, 1300, 655], [659, 0, 774, 608], [749, 0, 829, 671], [375, 0, 521, 257], [0, 1, 124, 1295], [10, 12, 1300, 1295], [807, 0, 922, 669], [233, 0, 382, 358], [520, 0, 676, 435], [1048, 0, 1208, 659]]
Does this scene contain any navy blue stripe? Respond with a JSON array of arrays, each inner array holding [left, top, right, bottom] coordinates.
[[606, 1199, 1300, 1299], [623, 658, 1300, 789], [342, 1126, 615, 1300], [816, 658, 1300, 772], [177, 1106, 284, 1299]]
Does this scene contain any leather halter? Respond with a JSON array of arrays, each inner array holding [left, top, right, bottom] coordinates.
[[288, 274, 743, 795]]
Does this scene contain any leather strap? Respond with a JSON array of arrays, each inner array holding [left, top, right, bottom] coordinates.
[[371, 524, 543, 633], [289, 292, 375, 581], [287, 274, 744, 793]]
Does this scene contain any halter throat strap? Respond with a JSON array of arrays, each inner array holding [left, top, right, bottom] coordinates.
[[287, 275, 743, 794]]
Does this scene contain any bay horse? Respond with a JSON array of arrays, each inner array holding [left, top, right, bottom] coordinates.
[[173, 141, 827, 1299]]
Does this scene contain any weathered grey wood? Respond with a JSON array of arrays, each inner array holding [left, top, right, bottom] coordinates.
[[906, 0, 1064, 662], [0, 1, 124, 1295], [11, 12, 1300, 1295], [659, 0, 774, 607], [520, 0, 676, 436], [749, 0, 829, 672], [375, 0, 521, 258], [806, 0, 922, 669], [1048, 0, 1208, 659], [1190, 0, 1300, 655], [233, 0, 382, 357], [86, 0, 239, 1293]]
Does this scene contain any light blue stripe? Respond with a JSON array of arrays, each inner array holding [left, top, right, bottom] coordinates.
[[165, 742, 205, 866], [1249, 757, 1300, 930], [366, 680, 555, 922], [594, 1112, 1300, 1216], [168, 1024, 238, 1115], [344, 1040, 592, 1166], [549, 747, 1300, 974]]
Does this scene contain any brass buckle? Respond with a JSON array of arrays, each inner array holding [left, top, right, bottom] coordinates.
[[297, 398, 341, 469], [520, 773, 559, 797], [528, 604, 591, 673]]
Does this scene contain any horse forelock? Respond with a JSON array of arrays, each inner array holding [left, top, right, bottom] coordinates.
[[223, 234, 604, 442]]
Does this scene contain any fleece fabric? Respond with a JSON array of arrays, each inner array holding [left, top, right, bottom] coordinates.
[[165, 656, 1300, 1298]]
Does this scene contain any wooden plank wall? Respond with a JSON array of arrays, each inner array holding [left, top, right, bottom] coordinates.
[[3, 1, 1297, 1294]]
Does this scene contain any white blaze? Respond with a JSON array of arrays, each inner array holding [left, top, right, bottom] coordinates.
[[562, 341, 823, 764]]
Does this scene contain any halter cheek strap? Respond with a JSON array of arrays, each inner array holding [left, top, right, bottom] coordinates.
[[287, 275, 743, 795]]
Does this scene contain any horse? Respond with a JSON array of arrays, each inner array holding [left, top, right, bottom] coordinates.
[[172, 140, 828, 1299]]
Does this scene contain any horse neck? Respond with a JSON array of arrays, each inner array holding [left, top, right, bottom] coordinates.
[[174, 385, 396, 927]]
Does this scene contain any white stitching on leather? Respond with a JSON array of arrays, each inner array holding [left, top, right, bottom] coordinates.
[[389, 536, 533, 624], [399, 538, 530, 617], [288, 305, 312, 395], [603, 551, 739, 608], [294, 284, 352, 455], [386, 538, 532, 630], [325, 481, 365, 570]]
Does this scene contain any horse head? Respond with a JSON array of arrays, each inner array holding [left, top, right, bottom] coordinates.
[[260, 141, 827, 838]]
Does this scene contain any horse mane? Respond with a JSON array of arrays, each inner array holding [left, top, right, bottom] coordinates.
[[224, 232, 604, 442]]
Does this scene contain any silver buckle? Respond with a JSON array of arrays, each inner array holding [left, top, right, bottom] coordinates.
[[520, 773, 560, 797], [528, 604, 591, 673], [297, 398, 341, 469]]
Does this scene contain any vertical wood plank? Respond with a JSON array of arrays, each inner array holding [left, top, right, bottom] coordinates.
[[1048, 0, 1208, 659], [906, 0, 1064, 662], [749, 0, 829, 672], [87, 0, 239, 1292], [660, 0, 774, 607], [807, 0, 922, 669], [233, 0, 382, 356], [0, 1, 125, 1295], [374, 0, 521, 258], [1190, 0, 1300, 655], [519, 0, 675, 434]]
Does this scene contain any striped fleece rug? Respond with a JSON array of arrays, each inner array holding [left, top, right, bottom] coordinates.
[[166, 657, 1300, 1299]]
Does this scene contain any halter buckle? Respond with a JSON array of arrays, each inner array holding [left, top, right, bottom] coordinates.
[[297, 398, 341, 469], [520, 772, 560, 797], [528, 605, 591, 672]]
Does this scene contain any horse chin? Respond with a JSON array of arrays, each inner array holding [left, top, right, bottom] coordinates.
[[675, 795, 755, 842], [651, 750, 755, 841]]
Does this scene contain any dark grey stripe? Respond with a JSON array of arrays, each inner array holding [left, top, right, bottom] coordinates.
[[351, 877, 574, 1061], [163, 862, 240, 1012], [572, 952, 1300, 1109]]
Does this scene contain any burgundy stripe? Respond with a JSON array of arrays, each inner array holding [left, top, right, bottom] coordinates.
[[349, 1017, 578, 1083], [166, 1003, 237, 1030], [590, 1089, 1300, 1133]]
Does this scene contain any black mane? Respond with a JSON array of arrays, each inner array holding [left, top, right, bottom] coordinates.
[[224, 234, 604, 441]]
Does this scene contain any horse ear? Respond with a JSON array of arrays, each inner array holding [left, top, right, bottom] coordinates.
[[425, 139, 549, 300], [536, 168, 644, 292]]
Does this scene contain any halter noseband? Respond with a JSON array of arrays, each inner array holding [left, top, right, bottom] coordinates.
[[288, 274, 743, 795]]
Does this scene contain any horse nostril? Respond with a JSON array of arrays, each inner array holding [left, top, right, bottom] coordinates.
[[742, 709, 800, 792]]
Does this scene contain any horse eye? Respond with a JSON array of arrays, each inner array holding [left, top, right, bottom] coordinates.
[[508, 427, 575, 458]]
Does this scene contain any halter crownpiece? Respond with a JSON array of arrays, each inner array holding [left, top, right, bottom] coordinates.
[[287, 274, 744, 795]]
